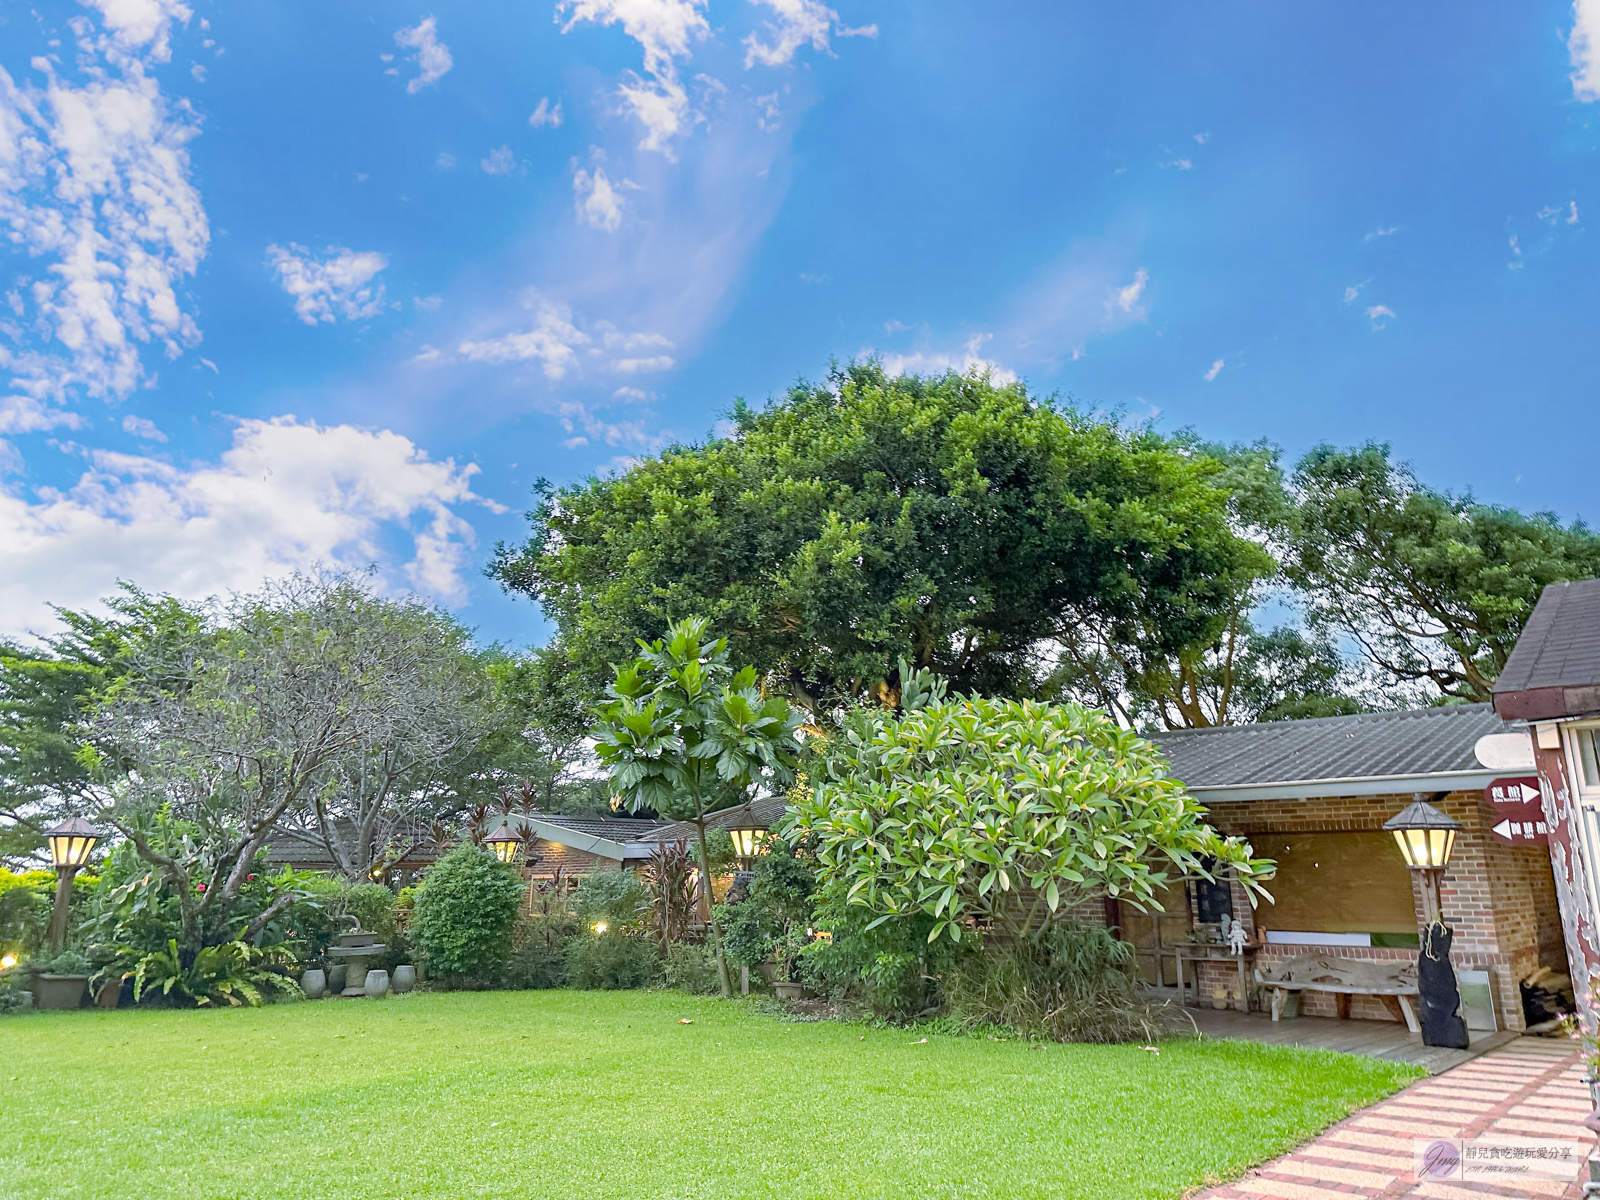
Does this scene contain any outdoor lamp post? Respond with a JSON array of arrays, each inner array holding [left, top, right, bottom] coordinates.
[[45, 816, 100, 954], [727, 821, 768, 872], [485, 823, 521, 864], [1382, 795, 1461, 924]]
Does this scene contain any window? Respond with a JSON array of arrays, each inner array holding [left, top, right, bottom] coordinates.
[[1574, 727, 1600, 791]]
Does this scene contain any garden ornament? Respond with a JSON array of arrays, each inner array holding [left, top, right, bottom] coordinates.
[[1228, 917, 1248, 955]]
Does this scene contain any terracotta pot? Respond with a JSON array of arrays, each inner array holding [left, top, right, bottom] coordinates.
[[35, 974, 88, 1010], [392, 965, 416, 993]]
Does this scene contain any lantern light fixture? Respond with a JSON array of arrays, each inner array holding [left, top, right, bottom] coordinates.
[[1383, 794, 1461, 925], [46, 816, 100, 871], [43, 816, 101, 954], [727, 817, 769, 871], [1382, 798, 1461, 870], [485, 823, 521, 864]]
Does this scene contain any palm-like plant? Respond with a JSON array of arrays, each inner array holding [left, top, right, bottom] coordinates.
[[593, 617, 801, 997]]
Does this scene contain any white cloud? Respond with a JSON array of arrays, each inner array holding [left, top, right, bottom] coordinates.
[[0, 8, 208, 408], [1343, 281, 1367, 303], [1203, 358, 1224, 382], [836, 22, 877, 38], [1, 397, 84, 436], [436, 151, 456, 169], [552, 399, 667, 450], [414, 295, 443, 311], [81, 0, 192, 64], [457, 292, 590, 378], [529, 97, 563, 128], [121, 413, 166, 441], [1572, 0, 1600, 100], [1366, 304, 1395, 329], [451, 293, 676, 380], [573, 166, 625, 230], [1160, 158, 1192, 170], [743, 0, 836, 68], [394, 17, 453, 94], [877, 333, 1018, 386], [266, 244, 390, 325], [558, 0, 710, 153], [612, 385, 650, 401], [613, 355, 675, 373], [598, 323, 673, 353], [1109, 268, 1149, 317], [1538, 200, 1581, 225], [1365, 226, 1400, 241], [481, 145, 515, 175], [0, 415, 494, 636]]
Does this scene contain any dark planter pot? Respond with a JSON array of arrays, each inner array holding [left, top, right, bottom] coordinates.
[[35, 974, 88, 1010], [95, 980, 121, 1008]]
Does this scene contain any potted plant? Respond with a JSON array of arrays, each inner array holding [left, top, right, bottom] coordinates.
[[35, 950, 93, 1010], [771, 929, 809, 1001]]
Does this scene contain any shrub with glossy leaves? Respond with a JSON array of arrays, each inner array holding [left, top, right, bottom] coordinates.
[[791, 694, 1273, 944], [409, 844, 525, 983]]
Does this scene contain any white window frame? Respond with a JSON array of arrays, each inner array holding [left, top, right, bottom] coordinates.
[[1560, 721, 1600, 928]]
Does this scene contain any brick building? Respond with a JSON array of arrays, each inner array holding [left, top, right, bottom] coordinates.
[[1492, 577, 1600, 1027], [1133, 704, 1567, 1032]]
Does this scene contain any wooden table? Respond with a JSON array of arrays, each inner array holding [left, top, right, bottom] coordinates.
[[1174, 941, 1257, 1013]]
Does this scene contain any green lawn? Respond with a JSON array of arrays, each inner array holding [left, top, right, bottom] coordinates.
[[0, 991, 1420, 1200]]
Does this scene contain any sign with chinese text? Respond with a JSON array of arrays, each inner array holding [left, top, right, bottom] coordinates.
[[1485, 776, 1548, 847]]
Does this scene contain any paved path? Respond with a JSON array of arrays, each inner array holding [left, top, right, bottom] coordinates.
[[1195, 1038, 1592, 1199]]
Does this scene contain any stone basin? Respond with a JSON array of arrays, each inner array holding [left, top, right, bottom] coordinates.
[[326, 931, 387, 996]]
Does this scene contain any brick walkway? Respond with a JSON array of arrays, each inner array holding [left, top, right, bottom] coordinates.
[[1196, 1038, 1593, 1199]]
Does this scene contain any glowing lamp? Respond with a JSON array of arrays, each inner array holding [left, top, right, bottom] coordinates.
[[485, 823, 521, 864], [593, 921, 608, 934], [1384, 794, 1462, 925], [46, 817, 100, 870], [1383, 798, 1460, 870], [727, 822, 768, 871], [1, 954, 16, 970]]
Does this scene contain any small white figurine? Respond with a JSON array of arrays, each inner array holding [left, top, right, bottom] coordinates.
[[1227, 916, 1249, 955]]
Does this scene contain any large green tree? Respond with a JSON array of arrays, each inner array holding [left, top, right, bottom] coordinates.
[[491, 363, 1273, 715], [1277, 444, 1600, 702]]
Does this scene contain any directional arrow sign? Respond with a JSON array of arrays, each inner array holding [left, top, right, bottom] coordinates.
[[1485, 776, 1548, 846]]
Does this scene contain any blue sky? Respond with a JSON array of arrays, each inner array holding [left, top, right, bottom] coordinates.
[[3, 0, 1598, 647]]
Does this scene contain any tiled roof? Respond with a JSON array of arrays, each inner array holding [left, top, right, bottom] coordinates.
[[1148, 703, 1512, 797], [529, 814, 673, 841], [1493, 579, 1600, 721], [632, 793, 791, 844]]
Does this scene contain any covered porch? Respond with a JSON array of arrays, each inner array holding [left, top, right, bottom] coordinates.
[[1180, 1004, 1525, 1074]]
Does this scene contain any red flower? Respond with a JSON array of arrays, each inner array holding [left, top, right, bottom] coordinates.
[[196, 883, 207, 892], [246, 874, 256, 881]]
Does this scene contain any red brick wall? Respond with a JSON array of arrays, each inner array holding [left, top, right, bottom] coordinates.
[[1197, 789, 1567, 1031]]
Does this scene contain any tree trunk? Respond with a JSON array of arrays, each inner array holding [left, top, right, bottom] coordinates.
[[691, 793, 733, 999]]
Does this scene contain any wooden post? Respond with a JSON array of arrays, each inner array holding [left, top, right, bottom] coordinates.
[[1533, 736, 1600, 1035], [46, 868, 76, 955]]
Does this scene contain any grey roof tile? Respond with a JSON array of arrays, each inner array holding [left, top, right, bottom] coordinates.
[[1494, 578, 1600, 696], [1147, 703, 1510, 789]]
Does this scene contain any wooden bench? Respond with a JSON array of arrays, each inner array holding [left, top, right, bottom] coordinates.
[[1255, 954, 1421, 1034]]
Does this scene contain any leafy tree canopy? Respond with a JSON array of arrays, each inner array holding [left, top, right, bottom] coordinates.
[[491, 362, 1273, 714], [789, 673, 1273, 945], [1276, 444, 1600, 702]]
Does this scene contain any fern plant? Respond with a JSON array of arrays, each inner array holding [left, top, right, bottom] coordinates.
[[126, 938, 301, 1007]]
